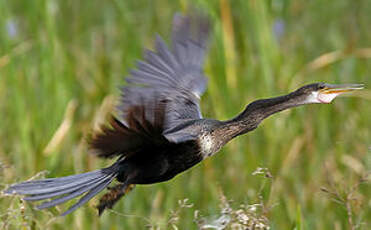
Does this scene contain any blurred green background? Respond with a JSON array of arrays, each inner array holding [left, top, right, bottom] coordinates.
[[0, 0, 370, 229]]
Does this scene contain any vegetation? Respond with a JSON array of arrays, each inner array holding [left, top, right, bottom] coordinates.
[[0, 0, 370, 229]]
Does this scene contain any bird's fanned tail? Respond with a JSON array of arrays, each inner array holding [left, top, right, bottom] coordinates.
[[3, 165, 119, 216]]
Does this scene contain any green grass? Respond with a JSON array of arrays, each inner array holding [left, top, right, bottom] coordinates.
[[0, 0, 370, 229]]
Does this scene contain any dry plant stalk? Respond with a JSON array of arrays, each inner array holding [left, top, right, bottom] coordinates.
[[194, 188, 271, 230], [321, 171, 370, 230]]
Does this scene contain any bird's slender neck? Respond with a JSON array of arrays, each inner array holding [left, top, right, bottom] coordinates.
[[218, 90, 307, 141]]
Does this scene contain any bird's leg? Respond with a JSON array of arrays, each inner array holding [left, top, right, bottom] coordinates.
[[97, 183, 135, 216]]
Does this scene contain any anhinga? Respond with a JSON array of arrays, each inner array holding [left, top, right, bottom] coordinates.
[[4, 12, 363, 216]]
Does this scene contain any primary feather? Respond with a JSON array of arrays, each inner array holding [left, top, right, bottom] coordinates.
[[92, 12, 211, 157]]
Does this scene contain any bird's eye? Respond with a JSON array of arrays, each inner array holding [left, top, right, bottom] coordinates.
[[318, 84, 326, 90]]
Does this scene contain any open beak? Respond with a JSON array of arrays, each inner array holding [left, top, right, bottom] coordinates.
[[317, 83, 364, 103]]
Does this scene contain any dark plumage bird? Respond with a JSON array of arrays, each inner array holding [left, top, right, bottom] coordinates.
[[3, 12, 363, 216]]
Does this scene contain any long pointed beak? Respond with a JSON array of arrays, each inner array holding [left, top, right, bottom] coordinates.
[[317, 83, 364, 103], [320, 83, 364, 94]]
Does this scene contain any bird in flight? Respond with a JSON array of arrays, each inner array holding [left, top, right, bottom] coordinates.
[[4, 12, 363, 216]]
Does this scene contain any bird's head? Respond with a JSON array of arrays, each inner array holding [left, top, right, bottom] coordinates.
[[297, 83, 364, 104]]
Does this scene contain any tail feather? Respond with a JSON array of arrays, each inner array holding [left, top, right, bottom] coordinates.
[[10, 170, 102, 187], [36, 174, 114, 210], [5, 171, 105, 195], [24, 174, 111, 202], [60, 176, 115, 216], [7, 171, 103, 193], [3, 167, 118, 216]]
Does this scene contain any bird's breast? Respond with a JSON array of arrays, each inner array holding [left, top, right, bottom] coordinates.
[[197, 133, 221, 159]]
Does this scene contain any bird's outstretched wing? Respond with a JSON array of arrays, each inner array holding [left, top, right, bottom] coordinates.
[[89, 12, 211, 158], [119, 13, 211, 139], [90, 95, 168, 158]]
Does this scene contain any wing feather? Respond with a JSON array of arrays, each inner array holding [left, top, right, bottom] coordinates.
[[89, 95, 168, 158], [123, 12, 210, 136], [92, 12, 211, 157]]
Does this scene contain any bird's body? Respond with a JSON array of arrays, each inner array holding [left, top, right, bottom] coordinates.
[[107, 118, 231, 185], [115, 132, 202, 185], [4, 11, 363, 216]]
